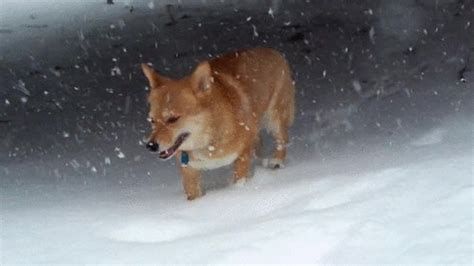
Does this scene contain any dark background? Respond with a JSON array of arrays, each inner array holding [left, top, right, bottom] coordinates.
[[1, 0, 471, 187]]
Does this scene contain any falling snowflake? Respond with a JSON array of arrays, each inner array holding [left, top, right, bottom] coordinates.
[[251, 24, 259, 37], [148, 1, 154, 9], [369, 27, 375, 44], [16, 80, 31, 96], [70, 159, 80, 169], [268, 8, 274, 18], [352, 80, 362, 94], [111, 66, 122, 76], [115, 147, 126, 159]]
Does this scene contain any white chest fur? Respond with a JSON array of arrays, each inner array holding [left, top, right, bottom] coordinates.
[[188, 152, 238, 170]]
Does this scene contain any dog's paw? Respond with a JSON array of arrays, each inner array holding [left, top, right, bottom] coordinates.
[[186, 194, 201, 201], [185, 190, 203, 201], [262, 158, 285, 169], [233, 177, 248, 187]]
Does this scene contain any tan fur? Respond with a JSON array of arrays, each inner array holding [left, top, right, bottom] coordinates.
[[142, 47, 295, 200]]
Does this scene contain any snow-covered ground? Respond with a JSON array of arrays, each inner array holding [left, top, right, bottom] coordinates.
[[1, 0, 473, 264], [2, 115, 473, 264]]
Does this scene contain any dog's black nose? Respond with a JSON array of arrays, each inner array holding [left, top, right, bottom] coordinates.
[[146, 141, 159, 152]]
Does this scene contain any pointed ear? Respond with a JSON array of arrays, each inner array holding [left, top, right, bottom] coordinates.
[[141, 63, 166, 89], [191, 61, 213, 93]]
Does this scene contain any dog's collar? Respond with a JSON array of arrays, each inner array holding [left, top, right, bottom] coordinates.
[[180, 151, 189, 167]]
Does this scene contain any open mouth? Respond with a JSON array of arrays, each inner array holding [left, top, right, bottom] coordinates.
[[158, 132, 190, 160]]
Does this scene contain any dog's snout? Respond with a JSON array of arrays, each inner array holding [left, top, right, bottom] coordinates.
[[146, 141, 159, 152]]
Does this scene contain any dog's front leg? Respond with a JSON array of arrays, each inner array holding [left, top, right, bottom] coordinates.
[[176, 152, 202, 200], [179, 165, 202, 200], [233, 145, 252, 184], [176, 153, 202, 200]]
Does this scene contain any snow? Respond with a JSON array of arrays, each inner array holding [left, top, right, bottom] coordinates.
[[1, 117, 472, 264], [0, 0, 473, 264], [411, 128, 447, 146]]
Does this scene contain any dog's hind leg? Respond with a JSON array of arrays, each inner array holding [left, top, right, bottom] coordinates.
[[264, 71, 295, 169], [266, 120, 289, 169]]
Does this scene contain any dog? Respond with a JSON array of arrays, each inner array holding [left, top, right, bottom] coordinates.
[[142, 47, 295, 200]]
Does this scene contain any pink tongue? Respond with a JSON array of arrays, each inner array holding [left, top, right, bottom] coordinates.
[[158, 133, 189, 160]]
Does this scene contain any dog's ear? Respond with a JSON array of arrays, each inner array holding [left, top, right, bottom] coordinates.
[[141, 63, 166, 89], [191, 61, 213, 94]]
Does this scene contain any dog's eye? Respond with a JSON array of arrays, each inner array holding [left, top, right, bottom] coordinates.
[[166, 116, 180, 124], [147, 117, 155, 123]]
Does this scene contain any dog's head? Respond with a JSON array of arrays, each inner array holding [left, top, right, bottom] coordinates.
[[141, 62, 213, 160]]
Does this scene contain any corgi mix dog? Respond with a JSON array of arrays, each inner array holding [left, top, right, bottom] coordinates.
[[142, 47, 295, 200]]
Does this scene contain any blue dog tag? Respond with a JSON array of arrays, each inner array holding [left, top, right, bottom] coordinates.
[[181, 151, 189, 167]]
